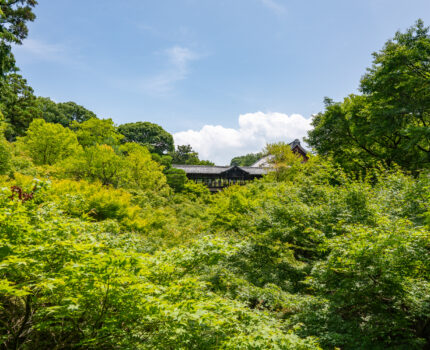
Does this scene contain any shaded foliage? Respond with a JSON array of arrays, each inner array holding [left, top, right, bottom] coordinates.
[[36, 97, 97, 127], [0, 73, 40, 141]]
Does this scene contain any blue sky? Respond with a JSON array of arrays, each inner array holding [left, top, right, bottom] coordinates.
[[14, 0, 430, 164]]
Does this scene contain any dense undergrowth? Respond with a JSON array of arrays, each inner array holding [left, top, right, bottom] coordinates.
[[1, 6, 430, 347], [1, 157, 429, 349]]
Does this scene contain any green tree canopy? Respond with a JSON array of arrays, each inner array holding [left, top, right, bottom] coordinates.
[[230, 152, 264, 166], [0, 0, 37, 76], [72, 118, 123, 148], [17, 118, 81, 165], [171, 144, 214, 165], [120, 142, 167, 191], [63, 144, 123, 186], [0, 73, 40, 141], [118, 121, 174, 155], [307, 20, 430, 173], [165, 167, 188, 192], [36, 97, 97, 127]]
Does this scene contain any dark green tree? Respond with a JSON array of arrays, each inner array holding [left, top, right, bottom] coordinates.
[[1, 73, 40, 141], [0, 1, 39, 139], [171, 144, 214, 165], [37, 97, 97, 127], [230, 152, 264, 166], [307, 20, 430, 172], [165, 167, 188, 192], [0, 0, 38, 77], [118, 121, 174, 155]]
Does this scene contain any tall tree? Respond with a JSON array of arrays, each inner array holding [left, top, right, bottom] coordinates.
[[63, 144, 124, 186], [37, 97, 97, 127], [120, 143, 167, 191], [118, 121, 174, 155], [0, 1, 39, 138], [18, 118, 81, 165], [72, 118, 123, 148], [1, 73, 40, 141], [0, 0, 38, 76], [307, 20, 430, 172]]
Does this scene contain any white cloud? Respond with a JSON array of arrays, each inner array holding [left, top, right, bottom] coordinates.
[[260, 0, 286, 14], [173, 112, 312, 165], [140, 46, 199, 95]]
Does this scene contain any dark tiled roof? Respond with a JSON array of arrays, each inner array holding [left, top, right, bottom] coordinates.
[[290, 139, 308, 155], [239, 166, 267, 175], [172, 164, 268, 176]]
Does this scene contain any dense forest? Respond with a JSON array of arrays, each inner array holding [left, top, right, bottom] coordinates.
[[1, 2, 430, 349]]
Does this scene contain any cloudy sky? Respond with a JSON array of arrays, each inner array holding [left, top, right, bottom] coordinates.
[[14, 0, 430, 164]]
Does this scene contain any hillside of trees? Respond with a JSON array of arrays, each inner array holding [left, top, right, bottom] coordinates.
[[1, 2, 430, 349]]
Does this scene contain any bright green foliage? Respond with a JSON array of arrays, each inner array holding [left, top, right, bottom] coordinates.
[[72, 118, 123, 148], [182, 181, 211, 199], [306, 96, 377, 173], [171, 144, 215, 165], [17, 119, 81, 165], [303, 220, 430, 349], [0, 181, 319, 349], [0, 135, 11, 174], [230, 152, 264, 166], [264, 142, 306, 181], [120, 143, 167, 192], [63, 144, 123, 186], [0, 114, 11, 174], [307, 20, 430, 173], [2, 147, 430, 349], [2, 16, 430, 350], [46, 179, 149, 232], [62, 143, 167, 191], [36, 97, 97, 127], [360, 19, 430, 167], [118, 121, 174, 155], [49, 179, 137, 220]]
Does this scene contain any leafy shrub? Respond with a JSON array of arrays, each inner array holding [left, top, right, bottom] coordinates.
[[0, 136, 11, 175], [0, 184, 320, 349], [301, 220, 430, 349], [165, 167, 188, 192], [17, 119, 81, 165]]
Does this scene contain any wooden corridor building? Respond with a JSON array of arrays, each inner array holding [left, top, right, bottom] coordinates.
[[172, 165, 267, 192], [173, 140, 307, 192]]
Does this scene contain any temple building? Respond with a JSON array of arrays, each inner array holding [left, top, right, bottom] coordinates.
[[172, 165, 267, 192], [250, 139, 308, 167], [173, 139, 307, 192]]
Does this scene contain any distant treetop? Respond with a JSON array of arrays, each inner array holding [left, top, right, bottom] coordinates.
[[230, 152, 265, 166], [37, 97, 97, 127], [118, 121, 174, 155]]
